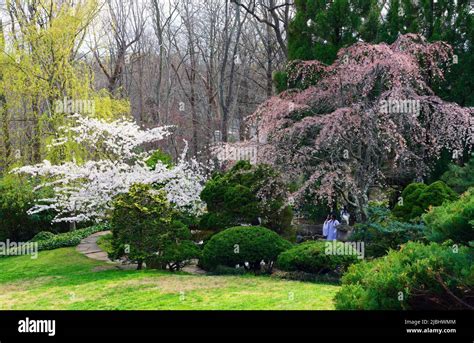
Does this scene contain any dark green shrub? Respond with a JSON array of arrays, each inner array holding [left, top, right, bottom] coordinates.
[[440, 153, 474, 194], [335, 242, 474, 310], [0, 174, 67, 242], [297, 197, 331, 224], [273, 70, 288, 93], [423, 188, 474, 244], [272, 270, 340, 283], [110, 184, 175, 269], [276, 241, 360, 275], [208, 265, 248, 276], [146, 240, 201, 271], [111, 183, 197, 270], [392, 181, 458, 221], [350, 205, 426, 258], [201, 226, 292, 273], [352, 221, 426, 258], [31, 225, 105, 251], [199, 161, 293, 236], [30, 231, 55, 242], [199, 212, 235, 232], [174, 211, 200, 231]]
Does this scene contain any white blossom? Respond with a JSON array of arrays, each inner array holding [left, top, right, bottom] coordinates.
[[14, 114, 206, 223], [50, 114, 173, 160]]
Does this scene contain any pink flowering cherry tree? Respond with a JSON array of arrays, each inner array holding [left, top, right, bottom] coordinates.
[[245, 34, 473, 220]]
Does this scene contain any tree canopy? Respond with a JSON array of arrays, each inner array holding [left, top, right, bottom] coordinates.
[[248, 34, 472, 219]]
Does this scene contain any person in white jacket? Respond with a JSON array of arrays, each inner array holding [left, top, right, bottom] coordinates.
[[322, 215, 330, 238], [340, 206, 350, 225], [326, 214, 340, 241]]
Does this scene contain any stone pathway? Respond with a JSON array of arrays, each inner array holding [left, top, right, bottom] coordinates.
[[77, 231, 207, 275], [76, 230, 114, 262], [182, 260, 207, 275]]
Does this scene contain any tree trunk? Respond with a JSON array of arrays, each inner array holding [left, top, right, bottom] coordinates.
[[32, 99, 42, 164], [1, 98, 10, 168], [266, 22, 273, 97], [190, 70, 199, 156], [352, 193, 369, 222], [0, 20, 10, 169]]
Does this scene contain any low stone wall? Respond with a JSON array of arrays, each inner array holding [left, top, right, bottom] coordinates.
[[337, 224, 354, 241], [294, 222, 354, 242]]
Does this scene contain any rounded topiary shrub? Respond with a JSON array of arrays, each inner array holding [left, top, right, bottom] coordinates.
[[30, 231, 55, 242], [276, 241, 360, 275], [200, 226, 292, 273], [334, 242, 474, 310], [392, 181, 458, 221]]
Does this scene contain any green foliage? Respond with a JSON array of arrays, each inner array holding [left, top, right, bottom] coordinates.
[[288, 0, 373, 63], [30, 231, 55, 242], [440, 154, 474, 194], [436, 47, 474, 107], [0, 0, 132, 170], [200, 226, 292, 273], [335, 242, 474, 310], [198, 212, 234, 232], [287, 0, 474, 106], [297, 197, 330, 223], [147, 240, 201, 271], [110, 183, 196, 270], [209, 265, 248, 276], [379, 0, 403, 44], [146, 149, 173, 170], [423, 189, 474, 244], [273, 71, 289, 93], [111, 183, 174, 264], [0, 174, 66, 242], [276, 241, 359, 275], [427, 0, 474, 107], [96, 233, 113, 255], [199, 161, 293, 236], [351, 205, 426, 258], [30, 226, 105, 252], [392, 181, 458, 221], [427, 148, 453, 184]]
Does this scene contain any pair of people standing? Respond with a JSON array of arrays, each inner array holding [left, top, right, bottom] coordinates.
[[323, 214, 340, 241], [323, 207, 351, 240]]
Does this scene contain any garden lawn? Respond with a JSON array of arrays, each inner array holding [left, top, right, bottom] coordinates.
[[0, 248, 339, 310]]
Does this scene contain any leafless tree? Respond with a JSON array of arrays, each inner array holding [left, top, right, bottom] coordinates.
[[231, 0, 293, 58], [92, 0, 146, 97]]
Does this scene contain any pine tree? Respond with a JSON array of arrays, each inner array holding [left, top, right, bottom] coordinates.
[[288, 0, 372, 64], [286, 0, 473, 105]]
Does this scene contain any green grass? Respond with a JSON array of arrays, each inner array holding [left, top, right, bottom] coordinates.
[[0, 248, 340, 310]]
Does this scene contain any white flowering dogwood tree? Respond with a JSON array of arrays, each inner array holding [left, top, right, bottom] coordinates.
[[14, 114, 207, 223]]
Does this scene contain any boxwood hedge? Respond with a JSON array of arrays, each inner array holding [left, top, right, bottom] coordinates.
[[276, 241, 360, 275], [201, 226, 292, 272]]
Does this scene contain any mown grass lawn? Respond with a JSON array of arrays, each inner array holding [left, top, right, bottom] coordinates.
[[0, 248, 340, 310]]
